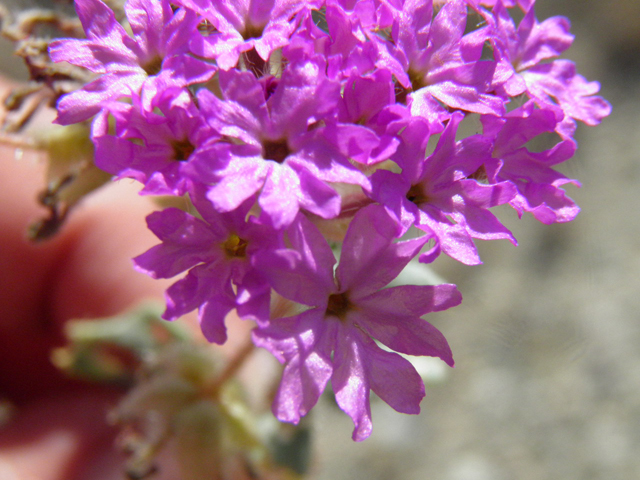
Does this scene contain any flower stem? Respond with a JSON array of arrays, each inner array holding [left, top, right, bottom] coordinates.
[[207, 336, 256, 398]]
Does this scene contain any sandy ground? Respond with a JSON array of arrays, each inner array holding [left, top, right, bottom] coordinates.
[[1, 1, 638, 479]]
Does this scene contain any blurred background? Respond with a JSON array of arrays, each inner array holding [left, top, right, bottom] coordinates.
[[1, 1, 638, 479]]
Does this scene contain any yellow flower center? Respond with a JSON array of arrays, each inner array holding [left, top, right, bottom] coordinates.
[[222, 234, 248, 259]]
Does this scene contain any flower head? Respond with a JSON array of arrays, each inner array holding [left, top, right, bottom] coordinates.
[[134, 188, 280, 343], [41, 0, 612, 441], [92, 89, 218, 195], [253, 205, 461, 440], [50, 0, 215, 124], [179, 0, 321, 70], [371, 113, 517, 265], [372, 0, 506, 130], [190, 61, 369, 229]]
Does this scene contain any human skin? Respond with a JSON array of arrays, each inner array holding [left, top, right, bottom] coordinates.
[[0, 77, 186, 479], [0, 139, 176, 478], [0, 61, 271, 476]]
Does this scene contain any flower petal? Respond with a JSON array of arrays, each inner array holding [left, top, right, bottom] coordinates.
[[332, 327, 373, 441]]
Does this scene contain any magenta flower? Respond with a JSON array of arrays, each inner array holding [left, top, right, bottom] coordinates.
[[49, 0, 215, 124], [489, 0, 574, 97], [488, 1, 611, 135], [134, 189, 280, 343], [253, 205, 461, 440], [190, 62, 369, 229], [330, 0, 401, 33], [300, 2, 379, 81], [481, 100, 581, 224], [371, 0, 505, 130], [41, 0, 611, 442], [371, 113, 517, 265], [521, 60, 612, 137], [326, 69, 402, 165], [178, 0, 321, 69], [92, 89, 218, 196]]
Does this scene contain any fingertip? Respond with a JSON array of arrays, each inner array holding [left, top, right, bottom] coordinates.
[[49, 178, 171, 325]]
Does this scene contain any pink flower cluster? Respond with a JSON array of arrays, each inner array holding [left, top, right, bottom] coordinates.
[[50, 0, 610, 440]]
